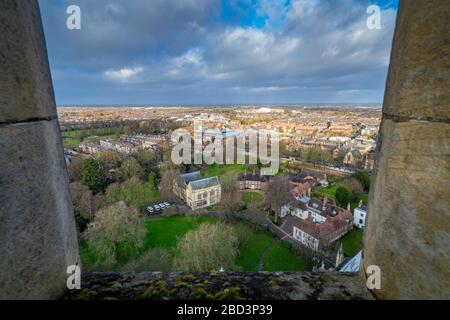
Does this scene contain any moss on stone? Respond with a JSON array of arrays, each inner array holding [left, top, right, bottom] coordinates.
[[192, 287, 213, 300], [73, 289, 98, 300], [182, 274, 197, 282], [141, 280, 170, 300], [214, 287, 246, 300]]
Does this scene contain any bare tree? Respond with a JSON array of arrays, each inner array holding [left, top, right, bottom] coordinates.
[[264, 176, 294, 224], [216, 173, 241, 221], [160, 167, 181, 203], [70, 182, 93, 220], [342, 177, 364, 198], [245, 198, 266, 225], [68, 157, 82, 182]]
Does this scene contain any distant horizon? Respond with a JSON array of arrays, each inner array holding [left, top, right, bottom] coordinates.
[[57, 102, 382, 108]]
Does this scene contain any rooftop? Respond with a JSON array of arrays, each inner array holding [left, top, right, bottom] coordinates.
[[190, 176, 220, 190], [179, 171, 203, 185]]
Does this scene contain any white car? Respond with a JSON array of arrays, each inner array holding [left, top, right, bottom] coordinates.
[[158, 203, 166, 209], [153, 205, 161, 211], [163, 202, 171, 207], [146, 207, 154, 214]]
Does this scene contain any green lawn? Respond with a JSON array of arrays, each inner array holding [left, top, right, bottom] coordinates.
[[80, 216, 217, 271], [63, 128, 118, 138], [264, 242, 307, 271], [340, 228, 364, 257], [83, 134, 120, 144], [144, 216, 218, 250], [63, 138, 81, 149], [236, 232, 274, 271], [314, 182, 368, 212], [242, 191, 263, 206], [315, 182, 345, 200], [81, 216, 309, 272], [202, 164, 247, 178], [62, 128, 120, 149]]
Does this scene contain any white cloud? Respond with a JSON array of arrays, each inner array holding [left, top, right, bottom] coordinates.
[[104, 66, 143, 82]]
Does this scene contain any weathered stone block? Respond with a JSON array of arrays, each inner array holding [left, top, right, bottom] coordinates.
[[364, 0, 450, 299], [0, 0, 57, 123], [364, 118, 450, 299], [0, 120, 79, 299], [383, 0, 450, 122]]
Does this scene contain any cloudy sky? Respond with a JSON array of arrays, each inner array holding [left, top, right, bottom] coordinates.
[[38, 0, 398, 106]]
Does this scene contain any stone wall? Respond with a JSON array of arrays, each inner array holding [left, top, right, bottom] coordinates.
[[64, 272, 372, 300], [364, 0, 450, 299], [0, 0, 79, 299]]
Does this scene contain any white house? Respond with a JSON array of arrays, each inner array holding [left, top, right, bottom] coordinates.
[[280, 201, 309, 220], [353, 204, 367, 229]]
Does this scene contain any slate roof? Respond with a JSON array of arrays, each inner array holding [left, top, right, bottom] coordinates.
[[339, 250, 363, 273], [179, 171, 202, 185], [190, 176, 220, 190], [238, 174, 269, 182]]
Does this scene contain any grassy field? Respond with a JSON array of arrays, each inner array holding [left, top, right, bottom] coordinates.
[[202, 164, 247, 178], [62, 128, 120, 149], [314, 182, 344, 200], [340, 228, 364, 257], [314, 181, 368, 212], [264, 242, 307, 271], [144, 216, 217, 250], [236, 232, 274, 271], [242, 191, 263, 206], [80, 216, 308, 272]]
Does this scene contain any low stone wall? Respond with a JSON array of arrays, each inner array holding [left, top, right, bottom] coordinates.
[[64, 272, 372, 300]]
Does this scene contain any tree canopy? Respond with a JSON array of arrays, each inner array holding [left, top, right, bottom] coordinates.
[[352, 171, 371, 192], [85, 204, 146, 268], [173, 223, 239, 272], [80, 158, 106, 193], [335, 186, 352, 208]]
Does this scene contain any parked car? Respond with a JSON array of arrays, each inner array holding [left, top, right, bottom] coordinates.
[[146, 206, 154, 214], [163, 202, 171, 207], [158, 203, 167, 209], [154, 205, 161, 211]]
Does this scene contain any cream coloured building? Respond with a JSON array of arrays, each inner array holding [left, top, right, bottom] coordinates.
[[174, 171, 221, 210]]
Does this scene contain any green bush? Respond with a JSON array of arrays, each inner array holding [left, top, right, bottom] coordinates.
[[335, 186, 352, 208], [80, 158, 106, 193]]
